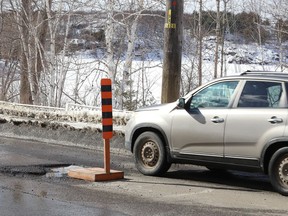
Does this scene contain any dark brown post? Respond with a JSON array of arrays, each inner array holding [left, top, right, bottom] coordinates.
[[161, 0, 183, 103]]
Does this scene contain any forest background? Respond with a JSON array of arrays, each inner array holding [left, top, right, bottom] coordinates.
[[0, 0, 288, 111]]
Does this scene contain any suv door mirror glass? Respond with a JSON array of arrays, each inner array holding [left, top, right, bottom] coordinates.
[[177, 98, 185, 108]]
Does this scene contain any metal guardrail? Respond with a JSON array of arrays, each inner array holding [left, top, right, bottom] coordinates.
[[0, 101, 65, 113], [65, 103, 101, 112]]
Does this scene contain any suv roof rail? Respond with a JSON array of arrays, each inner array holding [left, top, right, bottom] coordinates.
[[240, 70, 288, 76]]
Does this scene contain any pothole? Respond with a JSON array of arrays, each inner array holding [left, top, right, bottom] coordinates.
[[45, 165, 81, 178], [0, 164, 72, 176]]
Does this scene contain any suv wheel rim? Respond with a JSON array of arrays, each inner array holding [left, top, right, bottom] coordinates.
[[141, 141, 159, 167], [278, 156, 288, 187]]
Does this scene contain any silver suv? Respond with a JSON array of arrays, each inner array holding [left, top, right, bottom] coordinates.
[[125, 71, 288, 195]]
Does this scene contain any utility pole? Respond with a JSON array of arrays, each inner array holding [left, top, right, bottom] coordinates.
[[161, 0, 183, 103]]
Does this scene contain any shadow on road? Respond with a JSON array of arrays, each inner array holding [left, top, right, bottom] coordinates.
[[160, 168, 273, 193]]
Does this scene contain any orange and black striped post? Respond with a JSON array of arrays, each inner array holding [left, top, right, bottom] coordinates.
[[101, 78, 113, 174], [101, 78, 113, 139], [67, 78, 123, 181]]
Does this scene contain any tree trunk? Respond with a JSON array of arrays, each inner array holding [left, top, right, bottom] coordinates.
[[32, 6, 49, 104], [20, 0, 33, 104], [198, 0, 203, 86], [214, 0, 221, 79], [56, 10, 71, 107], [105, 0, 117, 107], [121, 13, 141, 110], [45, 0, 58, 107]]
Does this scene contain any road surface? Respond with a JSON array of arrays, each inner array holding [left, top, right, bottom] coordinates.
[[0, 136, 288, 216]]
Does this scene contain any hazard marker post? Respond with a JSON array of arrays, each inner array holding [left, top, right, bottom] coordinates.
[[68, 78, 124, 181]]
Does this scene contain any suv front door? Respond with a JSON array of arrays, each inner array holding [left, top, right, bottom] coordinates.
[[171, 81, 239, 157]]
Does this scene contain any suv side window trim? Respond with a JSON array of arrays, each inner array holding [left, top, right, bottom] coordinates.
[[284, 82, 288, 107]]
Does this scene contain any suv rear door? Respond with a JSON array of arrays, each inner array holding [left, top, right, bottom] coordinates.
[[224, 80, 288, 162]]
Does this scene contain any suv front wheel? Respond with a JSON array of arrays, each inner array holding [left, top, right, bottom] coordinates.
[[133, 131, 171, 176], [269, 147, 288, 196]]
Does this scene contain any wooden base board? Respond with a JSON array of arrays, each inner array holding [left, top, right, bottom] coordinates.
[[68, 167, 124, 181]]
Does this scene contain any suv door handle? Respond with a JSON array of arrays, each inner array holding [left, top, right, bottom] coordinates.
[[268, 116, 283, 124], [211, 116, 224, 123]]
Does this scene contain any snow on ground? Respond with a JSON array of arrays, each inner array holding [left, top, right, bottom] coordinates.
[[63, 58, 283, 107], [0, 101, 132, 134], [62, 37, 288, 107], [1, 39, 288, 134]]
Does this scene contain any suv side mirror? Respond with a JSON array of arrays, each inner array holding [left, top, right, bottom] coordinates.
[[177, 98, 185, 108]]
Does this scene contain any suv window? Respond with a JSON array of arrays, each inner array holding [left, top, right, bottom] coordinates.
[[190, 81, 238, 109], [238, 81, 283, 108]]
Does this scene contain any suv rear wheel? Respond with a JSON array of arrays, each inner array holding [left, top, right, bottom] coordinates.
[[268, 147, 288, 196], [133, 131, 171, 176]]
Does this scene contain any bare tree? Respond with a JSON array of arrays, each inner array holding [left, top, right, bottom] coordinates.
[[267, 0, 288, 70], [44, 0, 69, 107], [220, 0, 230, 77], [96, 0, 165, 109], [197, 0, 203, 85], [214, 0, 221, 79], [121, 1, 144, 109], [0, 3, 20, 101], [18, 0, 33, 104], [4, 0, 49, 104], [10, 1, 48, 104]]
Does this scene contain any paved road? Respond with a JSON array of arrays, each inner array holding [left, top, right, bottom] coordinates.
[[0, 136, 288, 216]]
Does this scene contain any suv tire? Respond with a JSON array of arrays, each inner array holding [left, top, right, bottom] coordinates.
[[268, 147, 288, 196], [133, 131, 171, 176]]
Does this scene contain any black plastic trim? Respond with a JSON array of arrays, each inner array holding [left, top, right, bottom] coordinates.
[[170, 152, 261, 172]]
